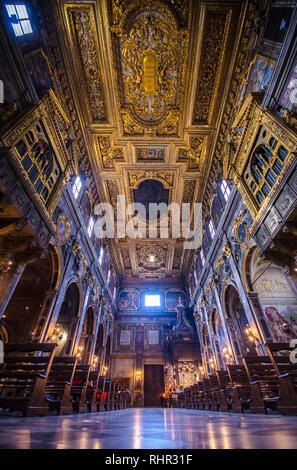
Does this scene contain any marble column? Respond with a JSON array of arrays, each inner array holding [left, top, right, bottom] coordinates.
[[0, 263, 25, 320]]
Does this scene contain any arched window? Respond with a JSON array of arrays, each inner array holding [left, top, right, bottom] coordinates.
[[243, 139, 289, 208]]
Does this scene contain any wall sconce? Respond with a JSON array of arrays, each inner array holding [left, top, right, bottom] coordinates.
[[102, 366, 108, 376], [135, 370, 142, 381], [245, 325, 257, 343], [209, 357, 215, 369], [222, 347, 232, 363]]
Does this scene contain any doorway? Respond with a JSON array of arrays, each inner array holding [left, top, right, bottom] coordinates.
[[144, 364, 164, 407]]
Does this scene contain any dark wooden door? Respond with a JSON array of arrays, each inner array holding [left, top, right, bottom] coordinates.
[[144, 365, 165, 407]]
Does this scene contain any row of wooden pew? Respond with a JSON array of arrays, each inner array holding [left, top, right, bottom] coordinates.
[[176, 342, 297, 415], [0, 343, 130, 417]]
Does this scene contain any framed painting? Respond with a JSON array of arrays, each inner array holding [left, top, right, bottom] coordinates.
[[118, 289, 140, 310], [165, 290, 186, 311]]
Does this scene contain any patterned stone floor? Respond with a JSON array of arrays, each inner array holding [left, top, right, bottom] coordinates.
[[0, 408, 297, 449]]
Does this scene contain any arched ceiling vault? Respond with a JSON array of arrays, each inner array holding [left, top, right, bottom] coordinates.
[[55, 0, 251, 282]]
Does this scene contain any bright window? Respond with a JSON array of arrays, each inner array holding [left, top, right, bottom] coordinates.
[[145, 294, 160, 307], [72, 176, 82, 200], [200, 249, 205, 266], [107, 269, 111, 285], [87, 217, 94, 237], [208, 220, 215, 240], [220, 180, 231, 202], [6, 4, 33, 37], [99, 246, 104, 265]]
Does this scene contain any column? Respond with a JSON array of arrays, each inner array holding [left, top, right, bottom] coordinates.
[[0, 263, 25, 319]]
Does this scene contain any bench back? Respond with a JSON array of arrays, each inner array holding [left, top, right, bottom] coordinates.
[[48, 356, 77, 384], [73, 364, 91, 387], [194, 381, 204, 393], [216, 370, 231, 389], [209, 373, 220, 391], [242, 355, 277, 382], [202, 377, 211, 392], [227, 364, 249, 387], [265, 342, 297, 376], [3, 343, 57, 377]]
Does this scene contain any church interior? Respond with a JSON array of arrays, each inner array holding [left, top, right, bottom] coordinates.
[[1, 0, 297, 450]]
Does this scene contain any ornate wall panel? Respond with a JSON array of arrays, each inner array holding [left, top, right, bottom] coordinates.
[[108, 0, 191, 137], [64, 4, 108, 123]]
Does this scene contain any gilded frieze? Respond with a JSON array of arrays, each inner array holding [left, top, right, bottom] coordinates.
[[135, 146, 166, 162], [192, 7, 233, 125], [108, 1, 190, 136], [96, 135, 125, 170], [182, 180, 196, 204], [177, 137, 205, 170], [64, 4, 107, 123]]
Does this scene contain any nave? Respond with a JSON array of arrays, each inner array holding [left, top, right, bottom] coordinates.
[[0, 408, 297, 449]]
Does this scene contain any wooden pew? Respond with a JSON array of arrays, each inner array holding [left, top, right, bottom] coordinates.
[[116, 383, 124, 410], [86, 370, 99, 412], [104, 380, 113, 410], [227, 364, 251, 413], [96, 376, 106, 411], [189, 385, 196, 409], [45, 356, 77, 415], [265, 342, 297, 415], [71, 364, 91, 413], [193, 381, 204, 410], [0, 343, 56, 417], [208, 374, 221, 411], [216, 370, 233, 412], [243, 355, 280, 414], [184, 386, 191, 408], [113, 383, 120, 410], [202, 378, 214, 411]]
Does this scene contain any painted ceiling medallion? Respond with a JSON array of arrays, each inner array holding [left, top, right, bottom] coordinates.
[[110, 2, 189, 133], [138, 245, 166, 271]]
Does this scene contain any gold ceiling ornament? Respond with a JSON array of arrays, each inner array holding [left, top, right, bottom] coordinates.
[[64, 4, 108, 123], [127, 169, 175, 189], [135, 146, 166, 162], [96, 135, 125, 170], [222, 241, 232, 258], [192, 7, 233, 125], [108, 0, 190, 135], [182, 180, 196, 204], [172, 245, 183, 270], [137, 244, 167, 271], [177, 137, 204, 170], [120, 247, 132, 270], [105, 179, 121, 215]]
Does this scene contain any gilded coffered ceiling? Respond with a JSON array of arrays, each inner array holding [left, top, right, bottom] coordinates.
[[57, 0, 245, 281]]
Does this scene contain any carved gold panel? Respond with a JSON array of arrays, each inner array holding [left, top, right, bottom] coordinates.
[[107, 0, 191, 137], [63, 4, 108, 123]]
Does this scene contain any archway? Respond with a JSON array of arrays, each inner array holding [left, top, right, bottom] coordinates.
[[245, 247, 297, 342], [104, 335, 111, 377], [210, 308, 228, 369], [54, 282, 80, 356], [224, 284, 254, 359], [78, 306, 95, 364], [2, 247, 57, 343], [93, 322, 105, 373]]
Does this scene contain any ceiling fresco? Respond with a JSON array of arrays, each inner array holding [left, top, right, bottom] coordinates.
[[58, 0, 246, 280]]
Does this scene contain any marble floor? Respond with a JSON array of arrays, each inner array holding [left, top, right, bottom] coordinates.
[[0, 408, 297, 449]]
